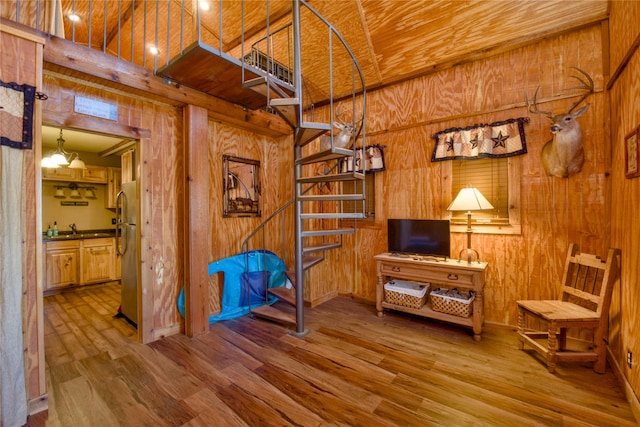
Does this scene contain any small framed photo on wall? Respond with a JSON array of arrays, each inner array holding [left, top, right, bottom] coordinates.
[[625, 126, 640, 179]]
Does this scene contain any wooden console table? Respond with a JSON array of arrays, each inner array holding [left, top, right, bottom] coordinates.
[[375, 253, 487, 341]]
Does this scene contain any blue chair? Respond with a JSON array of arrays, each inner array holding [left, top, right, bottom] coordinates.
[[177, 250, 287, 324]]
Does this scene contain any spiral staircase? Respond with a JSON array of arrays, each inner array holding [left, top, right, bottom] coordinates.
[[155, 0, 367, 336], [238, 0, 367, 336]]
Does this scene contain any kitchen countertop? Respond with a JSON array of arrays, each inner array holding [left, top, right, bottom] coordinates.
[[43, 229, 116, 242]]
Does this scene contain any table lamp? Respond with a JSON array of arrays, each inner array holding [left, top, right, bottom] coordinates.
[[447, 187, 494, 263]]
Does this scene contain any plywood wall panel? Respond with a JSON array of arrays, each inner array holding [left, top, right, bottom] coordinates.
[[608, 0, 640, 404], [147, 108, 183, 332], [207, 121, 292, 278], [609, 1, 640, 73], [326, 24, 609, 331]]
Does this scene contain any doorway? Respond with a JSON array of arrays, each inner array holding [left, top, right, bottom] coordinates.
[[40, 124, 142, 341]]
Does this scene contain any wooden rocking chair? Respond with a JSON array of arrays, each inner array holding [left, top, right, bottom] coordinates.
[[517, 244, 621, 373]]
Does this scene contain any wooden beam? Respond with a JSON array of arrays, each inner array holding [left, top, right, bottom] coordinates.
[[41, 33, 291, 137], [184, 104, 209, 338]]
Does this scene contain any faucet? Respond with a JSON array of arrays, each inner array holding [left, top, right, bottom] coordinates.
[[69, 223, 77, 234]]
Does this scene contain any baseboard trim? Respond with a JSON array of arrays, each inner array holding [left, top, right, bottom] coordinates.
[[151, 322, 181, 340], [309, 290, 338, 308], [28, 393, 48, 415], [608, 348, 640, 424]]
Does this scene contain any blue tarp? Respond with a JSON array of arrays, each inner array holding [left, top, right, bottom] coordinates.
[[177, 250, 287, 324]]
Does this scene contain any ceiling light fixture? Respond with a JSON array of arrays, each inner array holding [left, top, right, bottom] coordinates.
[[148, 45, 160, 55], [199, 1, 211, 11], [68, 13, 81, 22], [41, 129, 86, 169]]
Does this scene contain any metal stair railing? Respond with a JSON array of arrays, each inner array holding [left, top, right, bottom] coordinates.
[[241, 160, 343, 257], [291, 0, 367, 336], [238, 0, 369, 336]]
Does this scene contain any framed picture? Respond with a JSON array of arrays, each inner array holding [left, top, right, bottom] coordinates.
[[625, 126, 640, 179]]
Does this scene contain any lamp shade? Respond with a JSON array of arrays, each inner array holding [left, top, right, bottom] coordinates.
[[447, 188, 494, 212], [41, 156, 60, 168], [50, 152, 69, 166], [69, 158, 86, 169]]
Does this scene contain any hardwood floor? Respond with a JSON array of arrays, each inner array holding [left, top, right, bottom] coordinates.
[[30, 282, 637, 426]]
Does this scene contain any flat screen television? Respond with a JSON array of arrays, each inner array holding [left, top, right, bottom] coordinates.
[[387, 219, 451, 258]]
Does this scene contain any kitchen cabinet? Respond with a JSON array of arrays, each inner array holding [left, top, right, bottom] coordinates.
[[81, 238, 115, 284], [105, 167, 122, 208], [79, 165, 108, 183], [121, 150, 134, 183], [44, 237, 119, 293], [42, 167, 78, 181], [44, 240, 80, 292], [42, 164, 107, 183]]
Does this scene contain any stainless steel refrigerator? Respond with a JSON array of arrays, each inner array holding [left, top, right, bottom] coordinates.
[[116, 181, 138, 326]]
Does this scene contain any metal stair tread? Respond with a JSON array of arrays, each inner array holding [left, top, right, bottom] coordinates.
[[301, 213, 366, 219], [242, 76, 290, 99], [270, 97, 299, 128], [302, 242, 342, 254], [250, 304, 295, 326], [268, 286, 295, 306], [296, 123, 331, 147], [296, 147, 353, 165], [297, 171, 365, 183], [301, 228, 357, 237], [302, 255, 324, 269], [299, 194, 365, 202]]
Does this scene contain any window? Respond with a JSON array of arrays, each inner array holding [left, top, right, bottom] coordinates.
[[451, 158, 509, 224], [445, 157, 521, 235]]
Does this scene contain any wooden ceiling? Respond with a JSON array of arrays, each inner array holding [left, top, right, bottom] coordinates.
[[50, 0, 609, 108]]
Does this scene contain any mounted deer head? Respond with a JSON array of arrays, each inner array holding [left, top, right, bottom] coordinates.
[[321, 104, 364, 150], [526, 67, 594, 178]]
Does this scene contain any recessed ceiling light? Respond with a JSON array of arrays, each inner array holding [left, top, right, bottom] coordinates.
[[148, 46, 159, 56], [199, 2, 211, 12], [68, 14, 80, 22]]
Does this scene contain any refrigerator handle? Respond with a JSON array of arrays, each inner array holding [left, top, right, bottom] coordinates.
[[115, 190, 127, 256]]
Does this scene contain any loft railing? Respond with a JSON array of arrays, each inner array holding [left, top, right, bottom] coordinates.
[[243, 23, 293, 85], [2, 1, 290, 76], [3, 1, 363, 116]]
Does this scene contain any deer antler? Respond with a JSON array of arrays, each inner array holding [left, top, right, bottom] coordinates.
[[525, 86, 554, 121], [565, 67, 594, 113], [335, 104, 364, 126], [525, 67, 594, 119]]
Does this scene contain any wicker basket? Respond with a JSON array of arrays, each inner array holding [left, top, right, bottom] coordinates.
[[430, 291, 474, 318], [384, 280, 429, 309]]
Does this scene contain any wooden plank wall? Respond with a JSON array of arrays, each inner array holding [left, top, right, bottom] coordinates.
[[608, 0, 640, 412], [322, 23, 609, 326], [38, 69, 296, 339], [206, 120, 293, 314]]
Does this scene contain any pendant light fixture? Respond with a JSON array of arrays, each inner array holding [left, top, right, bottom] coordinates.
[[41, 129, 86, 169]]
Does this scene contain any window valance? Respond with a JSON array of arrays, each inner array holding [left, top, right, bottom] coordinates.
[[431, 117, 528, 162]]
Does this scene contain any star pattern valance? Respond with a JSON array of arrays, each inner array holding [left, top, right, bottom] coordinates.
[[431, 117, 528, 162]]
